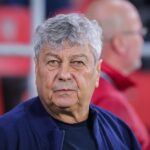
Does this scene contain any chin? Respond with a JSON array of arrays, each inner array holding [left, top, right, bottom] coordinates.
[[135, 61, 142, 70], [53, 99, 78, 109], [129, 61, 142, 74]]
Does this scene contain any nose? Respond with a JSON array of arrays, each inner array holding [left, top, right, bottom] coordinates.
[[58, 63, 72, 81]]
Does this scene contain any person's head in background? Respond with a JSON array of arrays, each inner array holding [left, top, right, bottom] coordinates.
[[85, 0, 146, 75]]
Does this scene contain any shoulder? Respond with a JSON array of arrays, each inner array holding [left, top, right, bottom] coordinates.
[[92, 87, 138, 128], [90, 104, 126, 125], [0, 97, 38, 130], [92, 78, 125, 104], [90, 104, 135, 130], [90, 104, 141, 148], [0, 97, 39, 149]]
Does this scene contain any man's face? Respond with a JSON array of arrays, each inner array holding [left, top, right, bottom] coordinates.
[[121, 12, 144, 73], [35, 43, 100, 110]]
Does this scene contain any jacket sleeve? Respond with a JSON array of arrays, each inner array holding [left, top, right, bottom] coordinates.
[[0, 125, 18, 150], [0, 127, 7, 149], [119, 121, 142, 150]]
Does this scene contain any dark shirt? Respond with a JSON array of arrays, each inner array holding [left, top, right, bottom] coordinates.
[[54, 117, 97, 150]]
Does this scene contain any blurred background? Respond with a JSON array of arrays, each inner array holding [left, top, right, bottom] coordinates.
[[0, 0, 150, 133]]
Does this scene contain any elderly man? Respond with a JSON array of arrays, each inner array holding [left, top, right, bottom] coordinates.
[[85, 0, 150, 149], [0, 13, 140, 150]]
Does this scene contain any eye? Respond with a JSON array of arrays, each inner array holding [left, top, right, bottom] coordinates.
[[71, 61, 85, 67], [47, 60, 60, 67]]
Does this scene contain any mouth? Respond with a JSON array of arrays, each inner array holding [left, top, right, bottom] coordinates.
[[54, 89, 76, 93]]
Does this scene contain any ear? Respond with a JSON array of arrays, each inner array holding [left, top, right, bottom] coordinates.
[[95, 59, 102, 88], [111, 34, 127, 56]]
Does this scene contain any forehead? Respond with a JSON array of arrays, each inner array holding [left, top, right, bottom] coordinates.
[[39, 43, 93, 58], [124, 12, 142, 29]]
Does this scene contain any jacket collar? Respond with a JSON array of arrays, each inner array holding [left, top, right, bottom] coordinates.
[[101, 62, 135, 90]]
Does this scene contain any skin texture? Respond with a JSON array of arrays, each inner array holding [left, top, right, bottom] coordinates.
[[35, 42, 101, 123], [85, 0, 144, 75]]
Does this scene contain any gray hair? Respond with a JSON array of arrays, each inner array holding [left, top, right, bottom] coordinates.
[[33, 13, 103, 61]]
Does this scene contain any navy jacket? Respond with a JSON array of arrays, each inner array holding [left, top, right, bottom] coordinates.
[[0, 97, 141, 150]]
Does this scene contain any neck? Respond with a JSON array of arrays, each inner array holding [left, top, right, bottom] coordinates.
[[105, 59, 134, 76]]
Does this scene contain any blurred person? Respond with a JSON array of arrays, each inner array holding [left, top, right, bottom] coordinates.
[[85, 0, 150, 149], [0, 13, 141, 150], [129, 0, 150, 41]]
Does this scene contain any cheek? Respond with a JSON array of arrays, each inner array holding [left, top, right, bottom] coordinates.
[[131, 43, 141, 60], [127, 37, 142, 60], [78, 70, 98, 92], [43, 71, 56, 90], [36, 68, 55, 93], [133, 37, 143, 55]]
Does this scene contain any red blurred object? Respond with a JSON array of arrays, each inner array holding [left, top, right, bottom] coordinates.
[[125, 70, 150, 133], [0, 6, 31, 43], [0, 56, 31, 77], [0, 6, 31, 114], [79, 0, 95, 12], [0, 56, 31, 114]]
